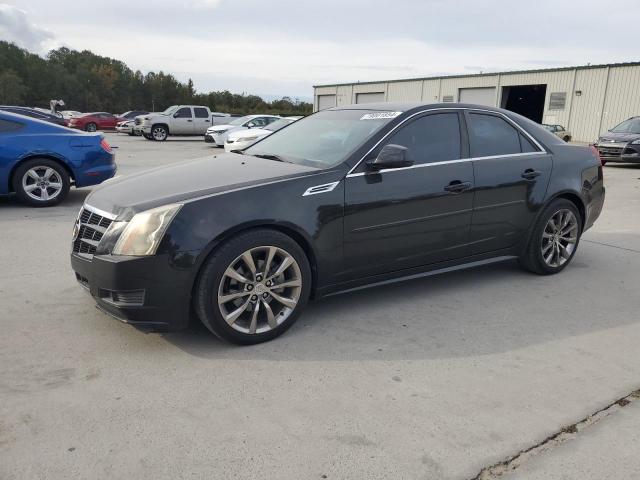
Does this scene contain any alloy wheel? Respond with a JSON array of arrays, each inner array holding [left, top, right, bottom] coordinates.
[[152, 126, 167, 140], [21, 167, 63, 202], [541, 209, 578, 268], [86, 123, 97, 132], [217, 246, 302, 334]]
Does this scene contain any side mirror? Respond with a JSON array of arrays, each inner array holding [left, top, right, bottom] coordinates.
[[173, 112, 180, 118], [367, 144, 412, 170], [247, 122, 256, 128]]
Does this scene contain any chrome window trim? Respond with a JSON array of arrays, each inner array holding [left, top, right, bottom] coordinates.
[[83, 203, 118, 220], [345, 107, 546, 177], [345, 152, 546, 177]]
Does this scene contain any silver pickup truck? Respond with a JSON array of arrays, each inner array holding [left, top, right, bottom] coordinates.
[[135, 105, 234, 141]]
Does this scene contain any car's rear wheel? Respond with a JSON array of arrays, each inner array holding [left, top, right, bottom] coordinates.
[[519, 199, 582, 275], [151, 125, 168, 141], [194, 229, 311, 345], [563, 135, 571, 142], [13, 158, 70, 207], [142, 133, 154, 140], [85, 122, 97, 132]]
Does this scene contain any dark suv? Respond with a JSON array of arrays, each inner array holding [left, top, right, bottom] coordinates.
[[596, 117, 640, 164]]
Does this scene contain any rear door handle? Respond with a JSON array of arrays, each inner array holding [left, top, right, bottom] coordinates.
[[187, 119, 193, 122], [444, 180, 472, 193], [521, 169, 541, 180]]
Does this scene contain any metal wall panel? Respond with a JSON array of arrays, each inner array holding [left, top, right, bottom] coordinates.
[[317, 95, 337, 111], [355, 92, 386, 104], [314, 64, 640, 140], [459, 87, 497, 106], [602, 66, 640, 134], [568, 67, 608, 142], [336, 85, 354, 106], [387, 81, 422, 102]]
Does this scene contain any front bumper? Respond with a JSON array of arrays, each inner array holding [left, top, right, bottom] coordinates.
[[70, 252, 193, 330], [597, 143, 640, 163], [224, 139, 252, 152], [116, 125, 133, 134]]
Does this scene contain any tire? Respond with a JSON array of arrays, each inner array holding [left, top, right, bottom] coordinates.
[[563, 136, 571, 142], [12, 158, 70, 207], [143, 133, 154, 140], [519, 199, 582, 275], [194, 229, 312, 345], [151, 124, 168, 141], [85, 122, 97, 132], [127, 132, 136, 136]]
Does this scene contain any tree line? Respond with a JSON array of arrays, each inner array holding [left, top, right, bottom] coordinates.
[[0, 41, 312, 116]]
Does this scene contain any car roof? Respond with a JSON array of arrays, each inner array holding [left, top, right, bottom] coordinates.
[[0, 110, 69, 129], [327, 102, 520, 114]]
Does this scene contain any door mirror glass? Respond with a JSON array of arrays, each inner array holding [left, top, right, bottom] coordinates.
[[367, 144, 412, 170]]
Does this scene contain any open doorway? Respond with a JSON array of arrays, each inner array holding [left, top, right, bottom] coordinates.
[[501, 84, 547, 123]]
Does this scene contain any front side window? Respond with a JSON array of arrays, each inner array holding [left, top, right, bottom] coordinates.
[[245, 109, 398, 168], [174, 107, 192, 118], [383, 113, 461, 165], [194, 108, 209, 118], [467, 113, 523, 157], [0, 118, 23, 133]]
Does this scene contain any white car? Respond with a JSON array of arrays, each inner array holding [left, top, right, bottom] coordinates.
[[224, 117, 301, 152], [205, 114, 281, 147], [116, 119, 137, 135]]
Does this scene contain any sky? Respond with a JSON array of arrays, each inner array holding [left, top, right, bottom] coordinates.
[[1, 0, 639, 101]]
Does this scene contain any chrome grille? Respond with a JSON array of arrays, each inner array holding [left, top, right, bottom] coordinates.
[[73, 207, 113, 258], [597, 146, 623, 157], [134, 118, 142, 125]]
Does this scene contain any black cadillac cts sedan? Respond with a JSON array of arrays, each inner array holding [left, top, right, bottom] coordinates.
[[71, 103, 605, 344]]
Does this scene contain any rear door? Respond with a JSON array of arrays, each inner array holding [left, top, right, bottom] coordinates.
[[172, 107, 194, 134], [343, 110, 474, 279], [193, 107, 211, 134], [465, 110, 552, 254]]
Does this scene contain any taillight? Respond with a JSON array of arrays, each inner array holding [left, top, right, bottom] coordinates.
[[589, 145, 602, 165], [100, 138, 112, 153]]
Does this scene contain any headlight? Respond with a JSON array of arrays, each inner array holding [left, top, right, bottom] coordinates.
[[214, 130, 227, 135], [112, 203, 182, 256], [631, 139, 640, 145]]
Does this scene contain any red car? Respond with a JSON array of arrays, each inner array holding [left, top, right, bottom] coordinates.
[[67, 112, 124, 132]]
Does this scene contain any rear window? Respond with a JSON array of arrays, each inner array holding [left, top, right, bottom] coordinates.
[[194, 108, 209, 118]]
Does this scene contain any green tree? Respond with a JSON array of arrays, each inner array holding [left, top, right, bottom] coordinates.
[[0, 69, 26, 104]]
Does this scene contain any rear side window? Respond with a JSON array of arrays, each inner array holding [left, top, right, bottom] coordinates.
[[519, 133, 538, 153], [174, 107, 192, 118], [467, 113, 529, 157], [194, 108, 209, 118], [385, 112, 461, 165], [0, 119, 23, 133]]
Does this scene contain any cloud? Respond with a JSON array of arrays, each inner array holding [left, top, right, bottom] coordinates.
[[190, 0, 223, 8], [0, 3, 55, 52]]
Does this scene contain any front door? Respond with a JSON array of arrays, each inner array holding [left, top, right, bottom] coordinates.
[[464, 110, 553, 254], [172, 107, 194, 134], [343, 110, 474, 280]]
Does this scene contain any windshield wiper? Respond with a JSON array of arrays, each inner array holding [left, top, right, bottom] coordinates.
[[252, 153, 289, 163]]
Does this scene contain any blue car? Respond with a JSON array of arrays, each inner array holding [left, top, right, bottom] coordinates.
[[0, 111, 117, 207]]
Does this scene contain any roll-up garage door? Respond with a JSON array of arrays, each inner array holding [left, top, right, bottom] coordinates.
[[458, 87, 496, 106], [355, 92, 385, 104], [317, 95, 337, 110]]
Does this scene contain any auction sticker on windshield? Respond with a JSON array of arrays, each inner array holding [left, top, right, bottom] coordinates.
[[360, 111, 402, 120]]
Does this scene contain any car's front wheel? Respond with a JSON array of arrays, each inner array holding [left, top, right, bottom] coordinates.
[[519, 199, 582, 275], [194, 229, 311, 344], [151, 125, 168, 141], [12, 158, 70, 207]]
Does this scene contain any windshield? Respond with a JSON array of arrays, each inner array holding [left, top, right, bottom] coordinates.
[[610, 118, 640, 134], [264, 118, 294, 132], [229, 115, 255, 126], [245, 109, 399, 168], [541, 124, 554, 132], [161, 106, 179, 115]]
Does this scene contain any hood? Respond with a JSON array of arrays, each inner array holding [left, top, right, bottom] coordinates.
[[208, 123, 238, 132], [85, 153, 321, 220], [228, 128, 271, 141], [599, 132, 640, 143]]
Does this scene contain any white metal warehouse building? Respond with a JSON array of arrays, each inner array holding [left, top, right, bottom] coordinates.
[[313, 62, 640, 142]]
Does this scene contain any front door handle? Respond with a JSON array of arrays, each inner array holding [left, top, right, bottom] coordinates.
[[187, 119, 193, 122], [521, 169, 541, 180], [444, 180, 472, 193]]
